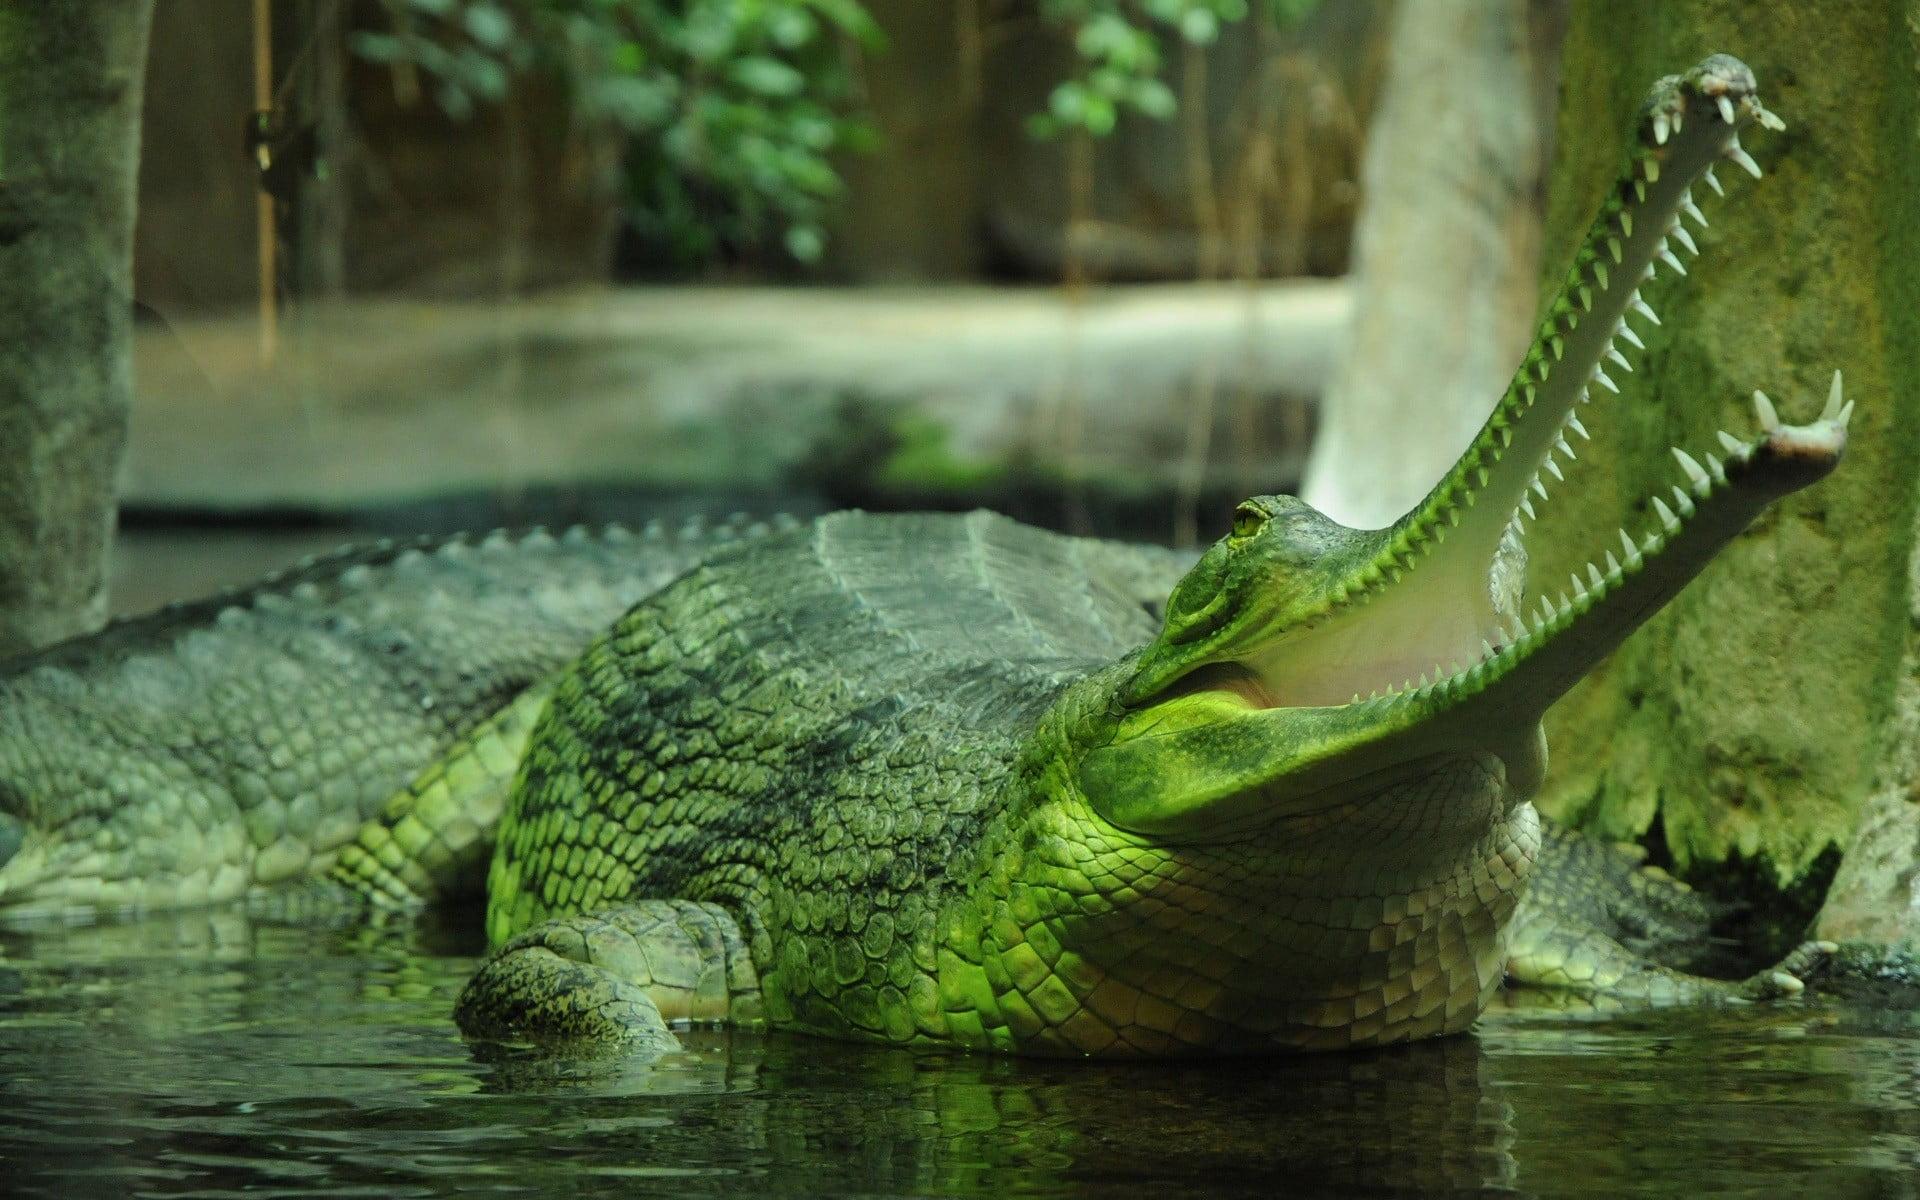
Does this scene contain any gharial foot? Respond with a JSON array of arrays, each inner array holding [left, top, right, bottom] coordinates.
[[455, 899, 762, 1053], [1505, 822, 1835, 1004]]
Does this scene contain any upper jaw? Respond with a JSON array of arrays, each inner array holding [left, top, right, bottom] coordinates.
[[1118, 55, 1824, 739]]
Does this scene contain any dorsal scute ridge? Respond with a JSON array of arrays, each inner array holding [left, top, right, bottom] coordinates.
[[3, 517, 800, 677]]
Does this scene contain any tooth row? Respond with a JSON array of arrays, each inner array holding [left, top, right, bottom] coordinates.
[[1427, 412, 1797, 706], [1382, 82, 1774, 696]]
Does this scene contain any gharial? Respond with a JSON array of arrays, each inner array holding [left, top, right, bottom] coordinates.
[[0, 54, 1849, 1056]]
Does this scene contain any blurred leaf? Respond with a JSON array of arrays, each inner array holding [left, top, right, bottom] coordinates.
[[462, 3, 514, 49], [785, 225, 824, 262], [730, 55, 807, 97], [1130, 77, 1176, 118], [1082, 92, 1116, 136], [1178, 7, 1219, 44], [458, 47, 510, 99], [1264, 0, 1318, 27], [349, 31, 408, 62], [611, 39, 645, 73], [768, 7, 817, 49], [1049, 81, 1088, 125]]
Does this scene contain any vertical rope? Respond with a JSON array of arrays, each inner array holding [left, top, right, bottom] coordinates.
[[252, 0, 276, 363]]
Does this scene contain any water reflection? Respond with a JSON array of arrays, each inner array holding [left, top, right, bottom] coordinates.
[[2, 911, 1917, 1197]]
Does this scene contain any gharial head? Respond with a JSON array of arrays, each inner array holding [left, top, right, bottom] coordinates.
[[1065, 54, 1850, 842]]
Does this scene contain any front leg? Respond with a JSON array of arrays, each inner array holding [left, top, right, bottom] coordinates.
[[455, 899, 762, 1052], [1505, 824, 1832, 1003]]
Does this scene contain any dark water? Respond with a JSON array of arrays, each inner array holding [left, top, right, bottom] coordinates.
[[3, 915, 1917, 1197]]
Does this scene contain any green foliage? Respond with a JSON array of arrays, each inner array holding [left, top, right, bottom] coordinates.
[[355, 0, 882, 267], [1026, 0, 1315, 140]]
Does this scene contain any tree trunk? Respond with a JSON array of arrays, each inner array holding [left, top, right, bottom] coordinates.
[[1529, 3, 1920, 932], [0, 1, 155, 655], [1299, 0, 1562, 528]]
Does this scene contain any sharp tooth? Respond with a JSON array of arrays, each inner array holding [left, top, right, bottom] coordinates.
[[1476, 466, 1490, 486], [1593, 261, 1609, 289], [1671, 485, 1696, 517], [1672, 446, 1710, 489], [1519, 497, 1537, 520], [1671, 224, 1698, 255], [1568, 415, 1591, 440], [1587, 563, 1605, 590], [1607, 236, 1623, 263], [1752, 389, 1780, 430], [1351, 693, 1362, 705], [1659, 245, 1688, 275], [1727, 139, 1763, 179], [1481, 638, 1496, 660], [1539, 597, 1556, 622], [1630, 294, 1660, 325], [1653, 112, 1671, 144], [1716, 430, 1745, 456], [1545, 458, 1566, 482], [1634, 178, 1647, 202], [1579, 386, 1592, 405], [1571, 573, 1588, 599], [1644, 263, 1658, 282], [1607, 347, 1633, 372], [1755, 106, 1785, 132], [1558, 591, 1573, 613], [1619, 528, 1643, 566], [1605, 549, 1623, 576], [1682, 194, 1708, 227], [1839, 399, 1856, 427], [1642, 531, 1661, 554], [1418, 671, 1430, 688], [1652, 496, 1679, 531], [1672, 109, 1683, 136], [1531, 478, 1550, 501], [1705, 452, 1727, 485], [1506, 619, 1525, 642], [1643, 156, 1660, 184], [1704, 165, 1724, 196], [1716, 94, 1737, 126], [1619, 211, 1633, 237], [1618, 323, 1646, 350], [1822, 370, 1845, 421], [1556, 436, 1576, 460], [1595, 368, 1619, 394], [1579, 285, 1594, 311]]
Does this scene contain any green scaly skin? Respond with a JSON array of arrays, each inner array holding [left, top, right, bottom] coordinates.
[[0, 517, 792, 922], [456, 57, 1849, 1056]]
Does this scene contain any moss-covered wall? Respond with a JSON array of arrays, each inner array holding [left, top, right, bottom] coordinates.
[[1530, 2, 1920, 889]]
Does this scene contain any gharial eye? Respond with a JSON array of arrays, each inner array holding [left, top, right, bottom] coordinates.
[[1230, 504, 1267, 540]]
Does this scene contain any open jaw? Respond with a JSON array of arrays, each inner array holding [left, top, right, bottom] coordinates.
[[1088, 56, 1847, 835]]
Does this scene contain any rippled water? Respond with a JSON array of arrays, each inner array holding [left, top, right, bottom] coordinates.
[[2, 912, 1916, 1198]]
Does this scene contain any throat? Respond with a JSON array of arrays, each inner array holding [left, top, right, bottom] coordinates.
[[979, 756, 1536, 1055]]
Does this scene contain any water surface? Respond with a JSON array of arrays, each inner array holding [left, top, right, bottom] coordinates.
[[2, 913, 1914, 1197]]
